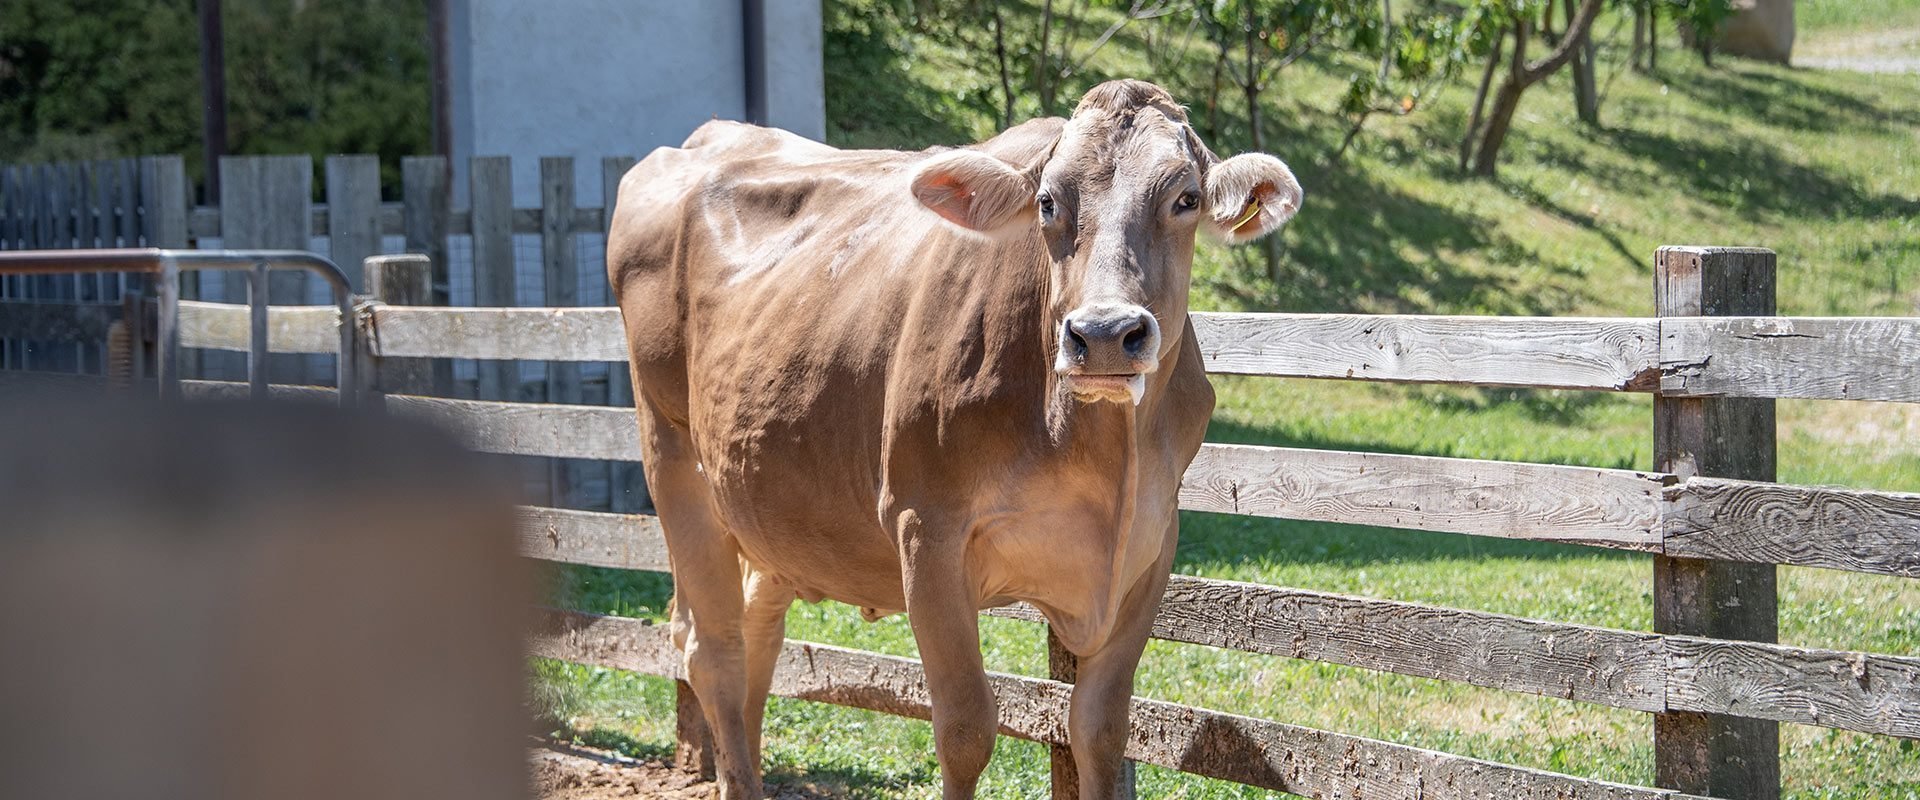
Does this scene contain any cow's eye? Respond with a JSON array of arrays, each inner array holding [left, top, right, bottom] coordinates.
[[1037, 193, 1056, 221], [1173, 191, 1199, 213]]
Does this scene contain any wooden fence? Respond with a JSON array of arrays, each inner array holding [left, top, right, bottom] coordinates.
[[0, 153, 645, 511], [6, 245, 1906, 799]]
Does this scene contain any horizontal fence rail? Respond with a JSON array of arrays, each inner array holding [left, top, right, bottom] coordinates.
[[533, 609, 1718, 800], [510, 503, 1920, 741], [360, 391, 1920, 581], [151, 301, 1920, 403]]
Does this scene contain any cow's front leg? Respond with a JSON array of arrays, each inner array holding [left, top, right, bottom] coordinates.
[[899, 511, 997, 800], [1067, 525, 1174, 800]]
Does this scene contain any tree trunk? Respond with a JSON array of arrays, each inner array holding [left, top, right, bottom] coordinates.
[[1473, 0, 1605, 176], [1649, 2, 1659, 73], [992, 0, 1015, 128], [1207, 33, 1227, 139], [1632, 1, 1648, 72], [1472, 49, 1528, 175], [1242, 0, 1263, 152], [1037, 0, 1056, 115], [1567, 0, 1598, 125], [1459, 28, 1505, 172]]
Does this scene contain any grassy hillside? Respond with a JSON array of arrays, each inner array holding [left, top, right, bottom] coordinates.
[[535, 4, 1920, 797]]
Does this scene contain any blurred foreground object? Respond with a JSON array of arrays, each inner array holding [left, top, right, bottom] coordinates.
[[0, 391, 532, 800]]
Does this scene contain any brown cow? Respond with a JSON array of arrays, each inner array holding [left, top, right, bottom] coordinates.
[[608, 79, 1301, 799]]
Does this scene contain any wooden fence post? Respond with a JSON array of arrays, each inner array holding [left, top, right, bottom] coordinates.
[[1047, 626, 1135, 800], [542, 157, 582, 506], [469, 156, 518, 403], [324, 155, 381, 293], [220, 155, 313, 383], [402, 155, 454, 396], [1653, 245, 1779, 800], [600, 155, 648, 513], [363, 254, 435, 397]]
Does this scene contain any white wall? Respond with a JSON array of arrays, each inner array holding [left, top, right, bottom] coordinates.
[[447, 0, 825, 205]]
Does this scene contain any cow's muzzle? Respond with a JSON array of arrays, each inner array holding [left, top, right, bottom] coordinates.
[[1055, 303, 1160, 405]]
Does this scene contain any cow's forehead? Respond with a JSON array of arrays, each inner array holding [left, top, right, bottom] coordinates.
[[1050, 107, 1197, 187]]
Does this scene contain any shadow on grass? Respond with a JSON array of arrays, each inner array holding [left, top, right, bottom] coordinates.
[[1664, 60, 1920, 136], [1596, 124, 1918, 221]]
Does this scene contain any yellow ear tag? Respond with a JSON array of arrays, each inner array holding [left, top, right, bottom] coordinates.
[[1229, 198, 1263, 234]]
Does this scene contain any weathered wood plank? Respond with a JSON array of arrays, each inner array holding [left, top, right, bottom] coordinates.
[[533, 609, 1704, 800], [368, 306, 626, 361], [1664, 478, 1920, 578], [1652, 245, 1779, 799], [324, 154, 382, 292], [177, 300, 340, 354], [515, 506, 668, 572], [1182, 443, 1670, 550], [469, 156, 519, 401], [401, 156, 452, 307], [220, 155, 314, 382], [1666, 637, 1920, 740], [0, 300, 122, 342], [364, 255, 435, 394], [541, 157, 583, 507], [1662, 316, 1920, 403], [384, 395, 638, 461], [1152, 574, 1668, 712]]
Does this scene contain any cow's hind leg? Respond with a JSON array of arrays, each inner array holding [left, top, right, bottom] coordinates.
[[642, 409, 763, 799], [741, 567, 795, 768]]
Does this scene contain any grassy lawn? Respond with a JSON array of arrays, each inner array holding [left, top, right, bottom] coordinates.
[[533, 3, 1920, 797]]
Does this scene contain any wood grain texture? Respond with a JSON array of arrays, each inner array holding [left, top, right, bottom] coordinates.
[[383, 394, 639, 461], [532, 609, 1706, 800], [1666, 637, 1920, 740], [177, 300, 340, 354], [1652, 244, 1780, 800], [1662, 316, 1920, 403], [515, 506, 668, 572], [1152, 574, 1668, 711], [1181, 443, 1671, 550], [1664, 478, 1920, 578], [1190, 312, 1661, 391], [366, 306, 625, 360]]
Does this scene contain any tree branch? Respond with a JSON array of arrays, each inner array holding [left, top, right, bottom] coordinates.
[[1520, 0, 1604, 84]]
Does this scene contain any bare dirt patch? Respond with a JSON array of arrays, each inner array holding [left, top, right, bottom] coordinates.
[[531, 745, 849, 800]]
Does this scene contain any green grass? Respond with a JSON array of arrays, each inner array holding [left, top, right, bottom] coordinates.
[[533, 4, 1920, 797]]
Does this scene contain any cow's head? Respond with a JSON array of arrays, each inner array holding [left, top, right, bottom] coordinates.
[[910, 79, 1302, 405]]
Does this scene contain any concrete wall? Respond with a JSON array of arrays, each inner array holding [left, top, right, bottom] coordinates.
[[447, 0, 825, 204]]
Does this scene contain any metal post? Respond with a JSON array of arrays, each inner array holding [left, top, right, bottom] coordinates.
[[248, 259, 269, 401], [336, 288, 357, 410]]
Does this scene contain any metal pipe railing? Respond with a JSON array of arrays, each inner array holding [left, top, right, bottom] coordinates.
[[0, 248, 359, 407]]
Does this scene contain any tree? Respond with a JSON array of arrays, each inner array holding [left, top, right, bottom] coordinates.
[[1465, 0, 1604, 176]]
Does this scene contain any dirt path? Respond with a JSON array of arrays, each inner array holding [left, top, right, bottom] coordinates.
[[531, 745, 852, 800], [1797, 28, 1920, 74]]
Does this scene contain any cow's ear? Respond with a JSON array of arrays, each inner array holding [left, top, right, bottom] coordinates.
[[910, 150, 1036, 236], [1204, 153, 1303, 244]]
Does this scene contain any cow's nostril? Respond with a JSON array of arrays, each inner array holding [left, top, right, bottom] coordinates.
[[1064, 319, 1089, 358], [1122, 323, 1149, 357]]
